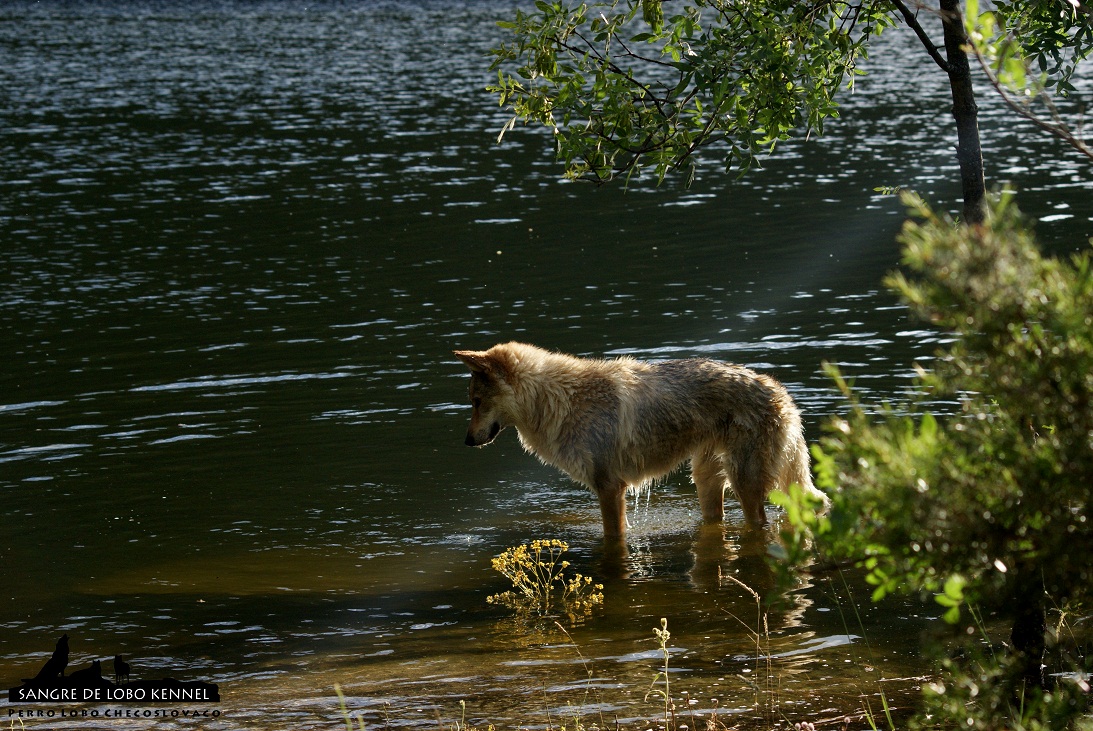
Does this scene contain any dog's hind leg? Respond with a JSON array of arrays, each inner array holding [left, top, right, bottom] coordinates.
[[728, 441, 775, 527], [691, 449, 726, 522]]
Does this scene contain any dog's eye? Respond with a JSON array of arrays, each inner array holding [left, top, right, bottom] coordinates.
[[472, 397, 482, 409]]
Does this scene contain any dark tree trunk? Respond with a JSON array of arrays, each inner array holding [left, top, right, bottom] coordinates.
[[939, 0, 987, 224], [1011, 570, 1048, 690]]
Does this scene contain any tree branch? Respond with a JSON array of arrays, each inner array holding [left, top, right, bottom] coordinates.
[[892, 0, 950, 73], [971, 46, 1093, 163], [563, 32, 667, 114]]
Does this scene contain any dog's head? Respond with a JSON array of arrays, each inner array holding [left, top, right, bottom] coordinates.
[[454, 347, 517, 447]]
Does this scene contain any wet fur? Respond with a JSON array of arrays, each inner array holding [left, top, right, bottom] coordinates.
[[455, 342, 827, 538]]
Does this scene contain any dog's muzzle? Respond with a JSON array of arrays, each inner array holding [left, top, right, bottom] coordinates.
[[465, 422, 501, 447]]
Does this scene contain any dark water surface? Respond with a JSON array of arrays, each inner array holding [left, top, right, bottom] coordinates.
[[2, 2, 1091, 728]]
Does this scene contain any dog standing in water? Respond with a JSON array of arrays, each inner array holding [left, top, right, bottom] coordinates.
[[455, 342, 827, 538]]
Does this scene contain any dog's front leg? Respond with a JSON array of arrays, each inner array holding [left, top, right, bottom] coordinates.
[[594, 480, 628, 539], [692, 451, 727, 522]]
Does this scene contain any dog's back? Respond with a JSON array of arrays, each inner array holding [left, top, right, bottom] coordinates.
[[68, 660, 101, 683]]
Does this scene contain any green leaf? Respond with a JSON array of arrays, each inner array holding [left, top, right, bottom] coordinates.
[[641, 0, 663, 33], [934, 575, 966, 625], [919, 412, 937, 440], [943, 573, 967, 601], [966, 0, 979, 26]]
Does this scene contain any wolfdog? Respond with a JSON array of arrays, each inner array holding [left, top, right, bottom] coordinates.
[[455, 342, 827, 538]]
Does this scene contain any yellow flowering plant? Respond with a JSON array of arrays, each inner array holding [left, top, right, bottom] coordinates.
[[487, 539, 604, 623]]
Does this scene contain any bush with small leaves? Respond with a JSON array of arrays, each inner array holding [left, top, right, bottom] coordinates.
[[778, 192, 1092, 729]]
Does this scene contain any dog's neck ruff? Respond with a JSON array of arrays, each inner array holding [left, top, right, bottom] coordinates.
[[502, 346, 636, 487]]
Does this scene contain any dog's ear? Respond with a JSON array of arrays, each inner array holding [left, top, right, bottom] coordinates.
[[456, 347, 516, 383], [454, 350, 493, 375]]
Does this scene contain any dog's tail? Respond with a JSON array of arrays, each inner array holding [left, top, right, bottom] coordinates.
[[777, 409, 831, 511]]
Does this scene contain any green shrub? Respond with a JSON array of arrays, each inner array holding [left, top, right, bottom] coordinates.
[[778, 192, 1092, 728]]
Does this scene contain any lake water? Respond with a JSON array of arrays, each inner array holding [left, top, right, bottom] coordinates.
[[2, 2, 1090, 729]]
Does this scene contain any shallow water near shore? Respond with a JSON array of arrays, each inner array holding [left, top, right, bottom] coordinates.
[[2, 1, 1091, 728]]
